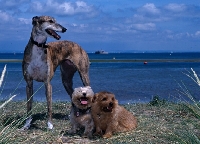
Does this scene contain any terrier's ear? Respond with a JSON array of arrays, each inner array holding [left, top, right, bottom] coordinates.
[[86, 86, 91, 89], [32, 16, 39, 25], [92, 93, 98, 103]]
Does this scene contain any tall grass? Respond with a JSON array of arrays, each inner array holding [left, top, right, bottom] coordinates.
[[0, 64, 48, 143], [0, 65, 21, 143], [0, 65, 34, 143], [0, 65, 17, 109], [170, 68, 200, 143], [181, 68, 200, 117]]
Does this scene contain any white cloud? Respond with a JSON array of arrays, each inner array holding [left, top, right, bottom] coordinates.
[[57, 2, 75, 15], [80, 24, 88, 28], [165, 3, 186, 12], [32, 1, 44, 12], [18, 18, 31, 24], [195, 31, 200, 36], [75, 1, 92, 13], [1, 1, 200, 52], [165, 31, 198, 40], [29, 0, 95, 16], [0, 10, 11, 22], [3, 1, 16, 7], [141, 3, 160, 15], [56, 0, 94, 15], [131, 23, 156, 31]]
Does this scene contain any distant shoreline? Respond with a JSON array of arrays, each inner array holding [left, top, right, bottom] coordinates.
[[1, 59, 200, 63]]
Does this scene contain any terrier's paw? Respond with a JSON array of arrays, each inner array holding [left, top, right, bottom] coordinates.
[[103, 132, 112, 138]]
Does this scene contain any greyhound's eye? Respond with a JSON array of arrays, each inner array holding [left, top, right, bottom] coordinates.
[[38, 21, 44, 24], [49, 20, 54, 23]]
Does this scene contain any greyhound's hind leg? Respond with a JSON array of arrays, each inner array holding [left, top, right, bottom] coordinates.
[[77, 58, 90, 86], [77, 69, 90, 87], [60, 59, 77, 97]]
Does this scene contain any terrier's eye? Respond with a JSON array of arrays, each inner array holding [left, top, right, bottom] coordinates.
[[49, 20, 54, 23], [102, 98, 107, 101]]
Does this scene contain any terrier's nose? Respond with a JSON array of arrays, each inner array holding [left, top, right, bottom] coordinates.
[[109, 102, 113, 107], [83, 92, 86, 97]]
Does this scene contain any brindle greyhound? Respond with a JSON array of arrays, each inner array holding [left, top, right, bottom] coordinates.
[[22, 16, 90, 130]]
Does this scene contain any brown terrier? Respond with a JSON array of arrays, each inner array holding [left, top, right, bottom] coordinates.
[[91, 91, 137, 138], [69, 86, 94, 138]]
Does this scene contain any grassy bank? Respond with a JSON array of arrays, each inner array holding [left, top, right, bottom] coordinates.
[[0, 100, 199, 144], [0, 64, 199, 143]]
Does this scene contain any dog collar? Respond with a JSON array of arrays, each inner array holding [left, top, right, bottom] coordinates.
[[30, 37, 48, 48], [72, 103, 91, 117]]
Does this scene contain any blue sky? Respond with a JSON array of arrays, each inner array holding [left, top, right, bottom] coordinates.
[[0, 0, 200, 53]]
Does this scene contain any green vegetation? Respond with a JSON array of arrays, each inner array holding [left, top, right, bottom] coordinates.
[[0, 101, 199, 143], [0, 102, 200, 144], [0, 65, 199, 143]]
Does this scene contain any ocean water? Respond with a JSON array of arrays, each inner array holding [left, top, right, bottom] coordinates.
[[0, 53, 200, 104]]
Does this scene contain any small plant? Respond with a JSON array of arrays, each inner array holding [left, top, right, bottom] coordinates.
[[149, 95, 166, 106]]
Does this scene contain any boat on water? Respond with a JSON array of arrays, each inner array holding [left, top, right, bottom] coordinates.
[[95, 50, 108, 54]]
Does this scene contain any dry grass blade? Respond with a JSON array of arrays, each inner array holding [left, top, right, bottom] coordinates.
[[0, 95, 17, 109], [0, 64, 6, 88]]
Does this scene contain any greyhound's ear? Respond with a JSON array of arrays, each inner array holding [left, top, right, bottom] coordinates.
[[32, 16, 39, 25]]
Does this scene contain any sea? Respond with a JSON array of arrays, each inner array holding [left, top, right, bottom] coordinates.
[[0, 52, 200, 104]]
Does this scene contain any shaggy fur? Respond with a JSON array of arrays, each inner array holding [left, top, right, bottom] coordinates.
[[91, 91, 137, 138], [69, 86, 94, 138]]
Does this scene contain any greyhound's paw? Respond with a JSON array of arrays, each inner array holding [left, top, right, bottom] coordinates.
[[21, 117, 32, 130], [47, 121, 53, 129]]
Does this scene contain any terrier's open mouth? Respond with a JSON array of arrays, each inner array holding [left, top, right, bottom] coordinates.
[[45, 29, 61, 40], [103, 106, 113, 112], [79, 97, 88, 105]]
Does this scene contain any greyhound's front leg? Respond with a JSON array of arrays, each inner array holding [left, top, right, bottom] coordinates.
[[45, 81, 53, 129], [22, 80, 33, 130]]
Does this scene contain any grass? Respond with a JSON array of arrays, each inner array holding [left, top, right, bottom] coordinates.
[[0, 65, 199, 143], [0, 100, 199, 143]]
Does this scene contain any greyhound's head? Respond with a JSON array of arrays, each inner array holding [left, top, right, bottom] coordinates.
[[32, 16, 67, 40]]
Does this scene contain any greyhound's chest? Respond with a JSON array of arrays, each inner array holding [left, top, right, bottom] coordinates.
[[27, 46, 49, 81]]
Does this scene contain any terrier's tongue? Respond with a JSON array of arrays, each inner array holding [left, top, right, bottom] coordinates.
[[81, 100, 88, 105]]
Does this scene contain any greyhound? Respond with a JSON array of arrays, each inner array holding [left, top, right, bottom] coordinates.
[[22, 16, 90, 130]]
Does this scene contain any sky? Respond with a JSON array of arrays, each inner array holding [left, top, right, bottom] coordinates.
[[1, 0, 200, 53]]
